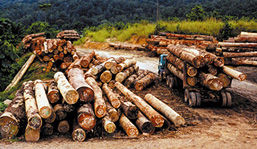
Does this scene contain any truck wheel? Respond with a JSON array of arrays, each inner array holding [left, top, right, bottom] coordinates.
[[169, 77, 174, 88], [226, 92, 232, 107], [189, 92, 196, 107], [184, 89, 190, 103], [195, 92, 201, 107], [159, 72, 163, 82], [166, 76, 170, 86], [221, 91, 227, 107]]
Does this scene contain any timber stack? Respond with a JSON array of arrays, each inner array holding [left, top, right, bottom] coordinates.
[[207, 32, 257, 66], [146, 32, 218, 56], [109, 42, 146, 51], [0, 69, 185, 141], [57, 30, 80, 42]]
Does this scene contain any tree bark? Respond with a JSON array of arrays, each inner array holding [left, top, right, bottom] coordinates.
[[77, 103, 96, 131], [134, 73, 156, 91], [115, 58, 136, 72], [222, 66, 247, 81], [115, 65, 136, 83], [102, 83, 121, 108], [207, 64, 218, 76], [105, 101, 120, 123], [102, 115, 116, 133], [85, 77, 106, 118], [100, 70, 113, 83], [115, 82, 164, 127], [223, 51, 257, 58], [67, 68, 94, 103], [54, 72, 79, 104], [34, 80, 53, 119], [23, 81, 42, 130], [0, 90, 26, 139], [119, 114, 139, 138], [25, 125, 40, 142], [121, 101, 139, 120], [47, 81, 60, 104], [144, 94, 185, 127], [124, 74, 138, 88], [136, 111, 155, 134], [198, 72, 224, 91]]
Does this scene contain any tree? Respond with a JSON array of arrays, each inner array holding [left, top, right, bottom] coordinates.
[[186, 5, 206, 21], [39, 4, 52, 22], [26, 22, 58, 38]]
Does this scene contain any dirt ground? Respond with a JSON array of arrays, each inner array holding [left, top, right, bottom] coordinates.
[[1, 46, 257, 149]]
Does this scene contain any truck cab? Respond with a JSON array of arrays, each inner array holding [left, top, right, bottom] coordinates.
[[158, 54, 168, 81]]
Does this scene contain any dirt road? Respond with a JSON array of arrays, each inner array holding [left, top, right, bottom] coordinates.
[[1, 47, 256, 149]]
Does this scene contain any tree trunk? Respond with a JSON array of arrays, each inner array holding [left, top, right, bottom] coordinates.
[[108, 80, 116, 89], [110, 65, 119, 74], [54, 72, 79, 104], [77, 103, 96, 130], [102, 83, 121, 108], [80, 51, 95, 68], [104, 59, 117, 70], [85, 77, 106, 118], [47, 81, 60, 104], [34, 80, 53, 119], [198, 72, 224, 91], [121, 101, 139, 120], [218, 42, 257, 48], [100, 70, 113, 83], [222, 66, 247, 81], [105, 101, 120, 123], [25, 125, 40, 142], [102, 115, 116, 134], [144, 94, 185, 127], [5, 54, 36, 91], [119, 114, 139, 138], [217, 73, 231, 88], [54, 104, 67, 121], [115, 65, 136, 83], [136, 111, 155, 134], [67, 68, 94, 103], [23, 81, 42, 130], [134, 73, 156, 91], [115, 58, 136, 72], [115, 82, 164, 128], [0, 90, 26, 139], [41, 123, 54, 136], [58, 120, 70, 133], [124, 74, 138, 88]]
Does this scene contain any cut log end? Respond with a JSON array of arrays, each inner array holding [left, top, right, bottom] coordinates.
[[47, 90, 60, 104], [208, 79, 224, 91], [78, 114, 96, 130], [25, 126, 40, 142], [58, 120, 70, 133], [0, 116, 18, 138], [28, 115, 42, 130], [39, 106, 52, 119], [141, 121, 155, 134], [151, 115, 165, 128], [95, 105, 107, 118], [65, 90, 79, 104], [126, 126, 139, 138], [174, 117, 186, 127], [78, 87, 94, 103], [134, 83, 144, 91], [72, 128, 86, 142]]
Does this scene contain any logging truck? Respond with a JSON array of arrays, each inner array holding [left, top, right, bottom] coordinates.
[[158, 54, 233, 107]]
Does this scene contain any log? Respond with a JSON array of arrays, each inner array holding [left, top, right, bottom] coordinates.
[[121, 101, 139, 120], [41, 123, 54, 136], [80, 51, 95, 68], [102, 115, 116, 133], [58, 120, 70, 133], [85, 77, 106, 118], [115, 65, 136, 83], [44, 109, 56, 124], [47, 81, 60, 104], [54, 72, 79, 104], [54, 104, 67, 121], [25, 125, 40, 142], [72, 123, 86, 142], [222, 66, 247, 81], [23, 81, 42, 130], [229, 59, 257, 66], [136, 111, 155, 134], [73, 52, 80, 61], [119, 114, 139, 138], [34, 80, 53, 119], [124, 74, 138, 88], [102, 83, 121, 108], [100, 70, 113, 83], [207, 64, 218, 76], [116, 58, 136, 72], [77, 103, 96, 131], [0, 90, 26, 139], [134, 73, 156, 91], [67, 68, 94, 103], [144, 94, 185, 127], [45, 61, 53, 73], [115, 82, 164, 127], [110, 65, 119, 74], [218, 42, 257, 48], [223, 51, 257, 58], [5, 54, 36, 91], [63, 102, 76, 113], [217, 73, 231, 88], [108, 80, 116, 89], [43, 55, 50, 62], [105, 101, 120, 123], [198, 72, 223, 91], [104, 59, 117, 70]]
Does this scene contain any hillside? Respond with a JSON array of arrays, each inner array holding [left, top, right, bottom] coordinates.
[[1, 0, 256, 30]]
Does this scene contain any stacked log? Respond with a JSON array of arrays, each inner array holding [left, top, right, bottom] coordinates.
[[208, 32, 257, 66], [109, 42, 145, 51], [57, 30, 80, 41]]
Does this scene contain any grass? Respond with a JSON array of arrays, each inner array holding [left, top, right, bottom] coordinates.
[[80, 18, 257, 43]]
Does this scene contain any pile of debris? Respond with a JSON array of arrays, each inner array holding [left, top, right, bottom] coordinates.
[[0, 56, 185, 141], [146, 33, 218, 56], [207, 32, 257, 66]]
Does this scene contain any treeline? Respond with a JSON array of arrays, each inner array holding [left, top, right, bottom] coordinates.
[[0, 0, 256, 30]]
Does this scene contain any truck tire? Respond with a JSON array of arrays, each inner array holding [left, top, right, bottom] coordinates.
[[226, 92, 232, 107], [195, 92, 201, 107], [189, 92, 196, 107], [169, 77, 174, 89], [221, 91, 227, 107], [166, 76, 170, 87], [184, 89, 189, 103]]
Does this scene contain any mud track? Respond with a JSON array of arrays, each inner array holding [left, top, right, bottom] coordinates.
[[1, 47, 256, 149]]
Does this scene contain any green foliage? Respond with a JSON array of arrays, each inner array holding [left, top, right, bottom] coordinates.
[[0, 102, 8, 112], [186, 5, 206, 21], [217, 21, 233, 40], [26, 22, 58, 39]]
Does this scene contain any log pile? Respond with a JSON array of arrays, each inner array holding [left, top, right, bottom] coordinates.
[[109, 42, 146, 51], [146, 33, 218, 56], [207, 32, 257, 66], [0, 69, 185, 141], [57, 30, 80, 41], [166, 44, 247, 91]]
